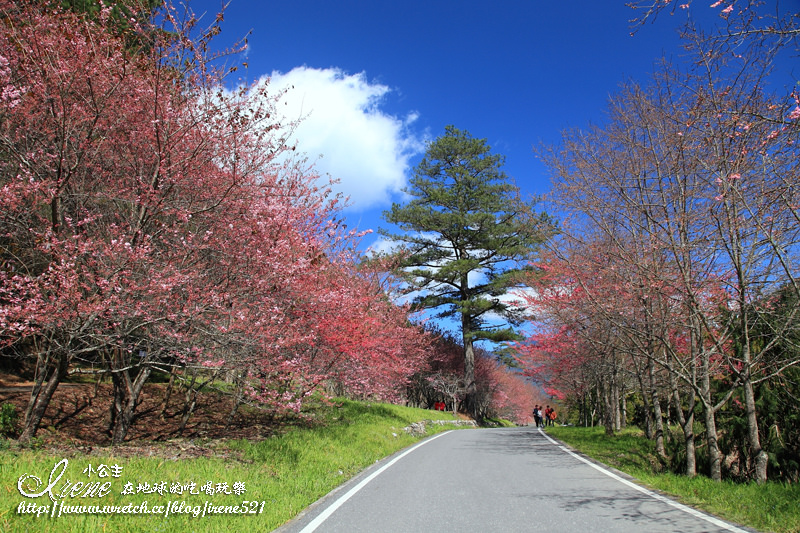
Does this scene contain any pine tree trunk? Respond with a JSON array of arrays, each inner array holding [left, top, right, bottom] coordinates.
[[461, 308, 476, 417]]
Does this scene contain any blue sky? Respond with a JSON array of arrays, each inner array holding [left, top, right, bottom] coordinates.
[[189, 1, 765, 247]]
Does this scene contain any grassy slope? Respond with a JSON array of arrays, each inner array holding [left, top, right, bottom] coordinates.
[[548, 426, 800, 533], [0, 399, 459, 533]]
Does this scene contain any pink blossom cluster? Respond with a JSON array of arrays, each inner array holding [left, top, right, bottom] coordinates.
[[0, 1, 431, 442]]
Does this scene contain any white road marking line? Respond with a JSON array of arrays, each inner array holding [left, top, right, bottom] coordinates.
[[299, 430, 451, 533], [538, 428, 749, 533]]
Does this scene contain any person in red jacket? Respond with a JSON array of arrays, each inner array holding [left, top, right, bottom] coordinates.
[[545, 405, 558, 426]]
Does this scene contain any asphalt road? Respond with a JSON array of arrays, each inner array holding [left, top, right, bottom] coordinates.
[[276, 426, 754, 533]]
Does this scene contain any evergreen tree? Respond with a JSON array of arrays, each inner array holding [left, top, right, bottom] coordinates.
[[381, 125, 552, 415]]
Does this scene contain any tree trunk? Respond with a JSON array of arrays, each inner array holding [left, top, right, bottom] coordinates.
[[613, 380, 621, 431], [225, 370, 247, 429], [703, 402, 721, 482], [178, 391, 198, 435], [580, 393, 587, 427], [461, 312, 476, 417], [160, 367, 177, 419], [742, 370, 768, 483], [666, 389, 673, 428], [602, 378, 614, 436], [19, 352, 68, 443], [177, 371, 200, 435], [638, 370, 654, 439], [649, 358, 666, 458], [108, 348, 152, 444], [671, 374, 696, 477], [683, 410, 696, 478], [110, 365, 152, 444], [700, 359, 722, 481]]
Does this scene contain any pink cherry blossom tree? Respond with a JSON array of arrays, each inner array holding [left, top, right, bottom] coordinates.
[[0, 1, 433, 444]]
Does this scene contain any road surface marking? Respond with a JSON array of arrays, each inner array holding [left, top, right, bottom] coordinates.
[[539, 428, 748, 533], [299, 430, 451, 533]]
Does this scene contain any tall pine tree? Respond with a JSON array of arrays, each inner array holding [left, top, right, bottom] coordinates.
[[381, 125, 552, 416]]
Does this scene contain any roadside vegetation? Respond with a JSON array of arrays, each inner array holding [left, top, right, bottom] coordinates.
[[549, 426, 800, 533], [514, 1, 800, 488], [0, 398, 462, 533]]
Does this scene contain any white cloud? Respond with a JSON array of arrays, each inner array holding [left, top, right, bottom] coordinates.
[[255, 66, 424, 210], [365, 236, 403, 257]]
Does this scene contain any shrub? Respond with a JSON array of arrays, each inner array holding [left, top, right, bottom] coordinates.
[[0, 403, 19, 437]]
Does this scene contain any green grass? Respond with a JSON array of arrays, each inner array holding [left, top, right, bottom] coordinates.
[[548, 426, 800, 533], [482, 417, 516, 428], [0, 399, 461, 532]]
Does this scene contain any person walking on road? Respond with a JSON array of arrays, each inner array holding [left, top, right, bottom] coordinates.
[[533, 405, 542, 428]]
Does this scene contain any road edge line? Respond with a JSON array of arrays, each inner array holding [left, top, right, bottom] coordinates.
[[538, 429, 749, 533], [298, 430, 452, 533]]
